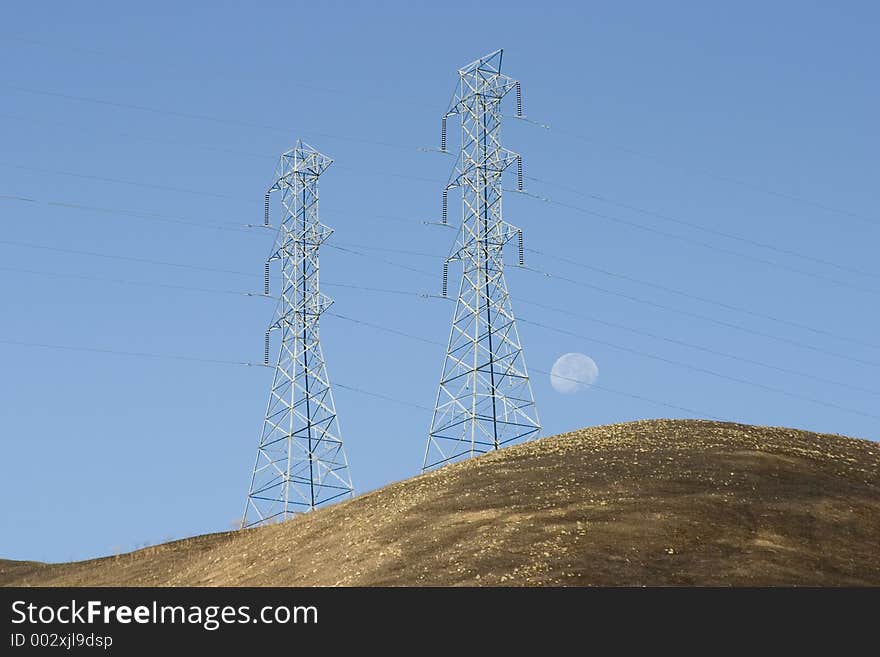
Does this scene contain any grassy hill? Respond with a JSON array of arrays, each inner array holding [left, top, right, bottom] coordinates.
[[2, 419, 879, 586]]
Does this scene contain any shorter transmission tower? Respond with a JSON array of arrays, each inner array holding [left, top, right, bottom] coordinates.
[[243, 140, 353, 527], [424, 49, 541, 471]]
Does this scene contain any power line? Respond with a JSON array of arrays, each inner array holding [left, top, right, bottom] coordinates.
[[1, 193, 254, 234], [528, 365, 726, 421], [311, 242, 880, 376], [2, 83, 421, 153], [333, 241, 444, 259], [0, 238, 254, 277], [8, 81, 873, 294], [333, 382, 431, 411], [0, 111, 270, 161], [0, 337, 262, 367], [547, 126, 878, 227], [0, 265, 259, 297], [7, 35, 873, 229], [327, 303, 878, 421], [6, 50, 874, 246], [510, 188, 880, 297], [1, 191, 443, 237], [9, 153, 873, 301], [3, 274, 872, 424], [0, 161, 243, 201], [525, 175, 879, 282], [4, 100, 876, 302], [320, 240, 880, 361], [519, 264, 880, 370], [4, 228, 874, 381], [0, 261, 433, 302], [2, 112, 446, 188], [327, 312, 440, 345], [323, 282, 433, 298], [525, 247, 880, 352], [325, 244, 436, 279], [5, 257, 869, 399], [0, 335, 430, 411], [324, 307, 726, 421], [0, 36, 439, 110], [513, 295, 880, 397], [515, 317, 880, 422]]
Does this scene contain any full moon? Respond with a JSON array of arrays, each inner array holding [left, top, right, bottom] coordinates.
[[550, 353, 598, 394]]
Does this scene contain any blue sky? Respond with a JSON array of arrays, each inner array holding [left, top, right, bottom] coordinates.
[[1, 1, 877, 561]]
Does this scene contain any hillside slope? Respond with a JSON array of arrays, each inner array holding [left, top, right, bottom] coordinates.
[[3, 419, 879, 586]]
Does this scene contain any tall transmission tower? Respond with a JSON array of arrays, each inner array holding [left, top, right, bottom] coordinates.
[[424, 49, 541, 471], [243, 140, 353, 527]]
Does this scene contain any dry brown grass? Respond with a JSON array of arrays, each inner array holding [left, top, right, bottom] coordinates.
[[2, 419, 878, 586]]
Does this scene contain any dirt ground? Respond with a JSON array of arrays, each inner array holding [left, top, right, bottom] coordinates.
[[2, 419, 879, 586]]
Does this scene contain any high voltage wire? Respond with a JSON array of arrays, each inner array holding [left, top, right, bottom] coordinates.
[[526, 365, 727, 422], [9, 189, 878, 363], [3, 34, 874, 227], [2, 111, 443, 187], [0, 192, 439, 238], [2, 144, 873, 299], [317, 240, 880, 360], [323, 309, 725, 420], [5, 258, 871, 400], [326, 310, 740, 420], [4, 61, 872, 228], [325, 244, 436, 279], [6, 193, 872, 355], [1, 36, 440, 110], [547, 125, 878, 227], [342, 188, 879, 298], [0, 264, 433, 301], [322, 282, 435, 298], [0, 239, 254, 277], [524, 176, 880, 282], [327, 301, 879, 421], [3, 131, 869, 298], [4, 299, 873, 423], [4, 258, 871, 399], [1, 68, 875, 423], [2, 84, 872, 291], [0, 35, 143, 62], [4, 156, 872, 297], [512, 296, 880, 398], [0, 112, 271, 161], [0, 335, 430, 410], [0, 337, 263, 367], [332, 241, 444, 259], [524, 247, 880, 352], [518, 264, 880, 370], [3, 231, 876, 379], [5, 60, 875, 269], [326, 312, 441, 346], [0, 336, 648, 418], [0, 265, 258, 297], [1, 84, 420, 153], [333, 382, 432, 411], [515, 317, 880, 421], [2, 255, 875, 422], [510, 188, 880, 297], [1, 193, 254, 234], [0, 161, 243, 201]]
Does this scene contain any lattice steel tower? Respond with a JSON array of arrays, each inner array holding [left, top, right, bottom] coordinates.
[[424, 49, 541, 471], [244, 141, 353, 526]]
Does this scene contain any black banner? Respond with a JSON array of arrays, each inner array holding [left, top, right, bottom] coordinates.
[[0, 587, 873, 652]]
